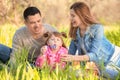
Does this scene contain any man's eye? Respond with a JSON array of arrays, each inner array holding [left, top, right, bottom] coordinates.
[[30, 22, 35, 24], [38, 20, 41, 22]]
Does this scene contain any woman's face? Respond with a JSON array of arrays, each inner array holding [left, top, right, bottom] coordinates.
[[47, 35, 62, 50], [70, 9, 82, 27]]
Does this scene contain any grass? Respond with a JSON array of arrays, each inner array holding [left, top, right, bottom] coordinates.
[[0, 23, 120, 80], [0, 23, 18, 47], [104, 24, 120, 46]]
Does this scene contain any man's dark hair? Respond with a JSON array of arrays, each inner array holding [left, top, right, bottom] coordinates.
[[23, 6, 41, 20]]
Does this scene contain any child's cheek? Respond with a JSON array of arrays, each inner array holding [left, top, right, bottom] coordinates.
[[49, 40, 54, 45], [57, 42, 62, 47]]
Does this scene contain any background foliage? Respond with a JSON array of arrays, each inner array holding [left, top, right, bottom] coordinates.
[[0, 0, 120, 27], [0, 0, 120, 80]]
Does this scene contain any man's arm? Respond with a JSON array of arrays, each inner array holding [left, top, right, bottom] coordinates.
[[10, 30, 23, 64]]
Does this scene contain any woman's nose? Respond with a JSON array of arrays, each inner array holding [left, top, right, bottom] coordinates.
[[70, 17, 72, 21]]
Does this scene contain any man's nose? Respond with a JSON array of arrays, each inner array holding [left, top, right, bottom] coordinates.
[[35, 22, 39, 26]]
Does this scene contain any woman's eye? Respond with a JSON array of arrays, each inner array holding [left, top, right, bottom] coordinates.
[[57, 39, 60, 41], [71, 14, 75, 18]]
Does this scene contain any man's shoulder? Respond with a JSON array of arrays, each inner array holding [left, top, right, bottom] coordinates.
[[14, 26, 29, 37], [15, 26, 27, 33], [43, 23, 52, 27], [17, 26, 27, 31], [43, 23, 57, 32]]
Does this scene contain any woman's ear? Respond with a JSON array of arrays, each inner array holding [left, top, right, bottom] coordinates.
[[61, 32, 67, 38]]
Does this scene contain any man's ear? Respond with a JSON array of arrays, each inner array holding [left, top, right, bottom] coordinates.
[[24, 20, 27, 25]]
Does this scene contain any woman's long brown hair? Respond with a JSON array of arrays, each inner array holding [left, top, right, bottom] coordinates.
[[69, 2, 99, 39]]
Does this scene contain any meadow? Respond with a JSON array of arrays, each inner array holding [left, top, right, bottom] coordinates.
[[0, 23, 120, 80]]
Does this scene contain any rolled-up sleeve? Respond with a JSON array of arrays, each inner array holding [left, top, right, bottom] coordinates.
[[87, 25, 104, 63]]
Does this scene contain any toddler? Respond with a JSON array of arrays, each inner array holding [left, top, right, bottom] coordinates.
[[35, 32, 68, 70]]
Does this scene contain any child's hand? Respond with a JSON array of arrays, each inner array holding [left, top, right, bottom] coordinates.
[[41, 45, 47, 54], [35, 55, 46, 68]]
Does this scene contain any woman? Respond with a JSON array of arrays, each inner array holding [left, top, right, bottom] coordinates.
[[61, 2, 120, 79]]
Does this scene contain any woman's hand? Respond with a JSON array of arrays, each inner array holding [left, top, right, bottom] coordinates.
[[61, 54, 75, 62], [61, 54, 89, 62]]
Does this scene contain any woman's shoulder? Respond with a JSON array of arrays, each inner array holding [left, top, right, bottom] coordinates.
[[90, 23, 103, 30], [87, 24, 104, 34]]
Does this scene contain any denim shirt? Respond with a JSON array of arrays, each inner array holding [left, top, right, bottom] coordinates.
[[68, 24, 115, 66]]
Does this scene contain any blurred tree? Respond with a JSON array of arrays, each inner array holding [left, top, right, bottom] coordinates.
[[0, 0, 120, 26], [0, 0, 10, 24]]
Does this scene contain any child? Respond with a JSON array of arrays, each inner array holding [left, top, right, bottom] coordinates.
[[35, 32, 68, 69]]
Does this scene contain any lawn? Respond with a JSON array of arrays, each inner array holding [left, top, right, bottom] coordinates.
[[0, 23, 120, 80]]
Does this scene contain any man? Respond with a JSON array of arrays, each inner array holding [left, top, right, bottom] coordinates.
[[0, 44, 12, 63], [0, 6, 57, 64]]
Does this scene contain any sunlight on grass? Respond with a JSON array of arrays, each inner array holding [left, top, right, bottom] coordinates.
[[0, 24, 18, 47], [0, 23, 120, 80]]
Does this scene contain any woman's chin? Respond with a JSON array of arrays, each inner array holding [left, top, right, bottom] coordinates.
[[72, 25, 78, 27]]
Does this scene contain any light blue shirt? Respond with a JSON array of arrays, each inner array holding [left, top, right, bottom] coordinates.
[[68, 24, 115, 66]]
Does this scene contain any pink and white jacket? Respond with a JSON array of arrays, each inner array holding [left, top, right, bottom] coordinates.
[[35, 46, 68, 69]]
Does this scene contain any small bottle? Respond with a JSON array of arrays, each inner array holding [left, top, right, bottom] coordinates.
[[50, 44, 56, 49]]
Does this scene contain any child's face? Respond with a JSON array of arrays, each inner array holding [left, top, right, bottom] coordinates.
[[47, 35, 63, 50]]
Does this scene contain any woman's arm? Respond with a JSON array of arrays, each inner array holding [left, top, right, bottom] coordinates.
[[68, 40, 77, 55], [61, 54, 89, 62], [87, 24, 104, 63], [62, 24, 104, 63]]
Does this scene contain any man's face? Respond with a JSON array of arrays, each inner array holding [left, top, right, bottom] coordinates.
[[25, 13, 43, 35]]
